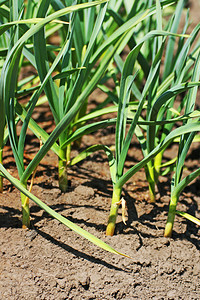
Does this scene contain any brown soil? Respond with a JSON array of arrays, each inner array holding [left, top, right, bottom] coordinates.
[[1, 2, 200, 299], [1, 95, 200, 299]]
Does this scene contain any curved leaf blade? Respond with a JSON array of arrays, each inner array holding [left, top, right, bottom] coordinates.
[[0, 162, 130, 258]]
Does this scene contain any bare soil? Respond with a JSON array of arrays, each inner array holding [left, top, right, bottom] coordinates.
[[0, 1, 200, 299]]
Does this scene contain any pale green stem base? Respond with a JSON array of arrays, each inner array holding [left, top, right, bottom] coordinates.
[[106, 187, 122, 236], [164, 195, 177, 237], [58, 158, 68, 192], [148, 181, 156, 203], [154, 151, 163, 184], [21, 183, 30, 229], [147, 151, 164, 203], [58, 146, 71, 193]]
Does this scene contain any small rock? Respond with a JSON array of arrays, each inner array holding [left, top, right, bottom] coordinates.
[[78, 274, 90, 290], [167, 289, 177, 299], [193, 264, 200, 276], [25, 230, 38, 241], [49, 279, 57, 288], [55, 273, 65, 279], [56, 279, 66, 289]]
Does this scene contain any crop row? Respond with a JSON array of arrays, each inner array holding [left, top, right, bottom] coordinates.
[[0, 0, 199, 256]]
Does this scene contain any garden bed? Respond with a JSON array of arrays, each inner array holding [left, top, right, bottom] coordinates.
[[0, 0, 200, 299], [0, 97, 200, 299]]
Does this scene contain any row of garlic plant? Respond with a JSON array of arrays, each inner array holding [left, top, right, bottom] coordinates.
[[0, 0, 159, 254], [0, 0, 128, 255], [0, 0, 199, 253], [103, 0, 200, 235]]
